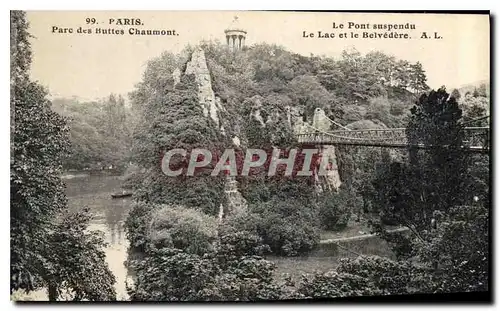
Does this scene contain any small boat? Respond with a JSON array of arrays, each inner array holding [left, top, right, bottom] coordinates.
[[111, 190, 133, 199]]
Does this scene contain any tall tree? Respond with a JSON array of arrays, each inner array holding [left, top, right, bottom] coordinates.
[[368, 89, 489, 294], [407, 87, 470, 213], [11, 10, 70, 293], [371, 88, 472, 237], [408, 62, 429, 95], [11, 11, 115, 300], [450, 88, 461, 101]]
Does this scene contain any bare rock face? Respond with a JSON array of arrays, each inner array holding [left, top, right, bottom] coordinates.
[[182, 47, 247, 216], [185, 47, 221, 127], [252, 110, 265, 127], [315, 146, 342, 191], [289, 106, 310, 136], [172, 68, 181, 87], [224, 176, 247, 216], [232, 136, 241, 147]]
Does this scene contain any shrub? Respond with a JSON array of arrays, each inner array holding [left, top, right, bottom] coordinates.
[[337, 256, 413, 295], [129, 229, 288, 302], [296, 271, 378, 299], [414, 205, 489, 293], [43, 208, 117, 301], [125, 201, 156, 253], [250, 198, 321, 256], [147, 205, 218, 255], [129, 248, 217, 301], [216, 212, 271, 263], [297, 255, 415, 299], [318, 187, 360, 231], [121, 164, 145, 191]]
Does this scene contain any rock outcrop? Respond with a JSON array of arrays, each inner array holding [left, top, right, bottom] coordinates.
[[172, 68, 181, 86], [184, 47, 224, 128], [181, 47, 248, 217], [223, 176, 247, 215]]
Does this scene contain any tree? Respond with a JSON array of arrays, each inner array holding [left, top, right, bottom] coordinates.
[[368, 87, 489, 291], [11, 11, 116, 300], [247, 198, 320, 256], [125, 201, 155, 253], [414, 205, 489, 293], [408, 62, 429, 95], [11, 10, 70, 293], [476, 83, 488, 98], [450, 88, 461, 101], [297, 255, 415, 298], [460, 93, 489, 125], [287, 75, 332, 121], [317, 185, 360, 230], [407, 87, 469, 213], [43, 208, 116, 301], [52, 95, 133, 171], [369, 88, 475, 254], [296, 270, 376, 299]]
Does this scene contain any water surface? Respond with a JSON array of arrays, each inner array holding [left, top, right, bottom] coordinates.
[[65, 174, 133, 300]]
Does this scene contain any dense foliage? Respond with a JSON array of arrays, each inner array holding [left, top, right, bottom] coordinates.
[[128, 210, 290, 301], [43, 208, 116, 301], [366, 88, 489, 291], [147, 205, 218, 255], [296, 256, 415, 298], [11, 12, 68, 293], [123, 40, 489, 300], [370, 88, 483, 230], [51, 95, 133, 171], [130, 72, 226, 215], [11, 11, 116, 301], [224, 202, 320, 257], [317, 185, 361, 230]]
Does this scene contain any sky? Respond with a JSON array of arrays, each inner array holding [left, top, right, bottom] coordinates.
[[26, 11, 490, 101]]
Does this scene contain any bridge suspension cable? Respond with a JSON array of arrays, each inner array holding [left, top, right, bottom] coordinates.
[[324, 115, 352, 131], [462, 115, 490, 126]]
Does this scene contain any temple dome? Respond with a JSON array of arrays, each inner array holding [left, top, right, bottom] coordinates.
[[225, 16, 247, 34]]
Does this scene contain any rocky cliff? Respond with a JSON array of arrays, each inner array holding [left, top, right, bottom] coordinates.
[[184, 47, 224, 129], [180, 47, 248, 217]]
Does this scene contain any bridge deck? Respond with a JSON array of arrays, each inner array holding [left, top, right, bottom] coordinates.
[[296, 127, 490, 153]]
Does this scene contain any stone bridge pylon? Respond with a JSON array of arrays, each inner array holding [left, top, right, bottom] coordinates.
[[292, 108, 342, 191]]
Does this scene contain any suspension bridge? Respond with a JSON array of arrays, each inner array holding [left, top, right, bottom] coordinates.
[[296, 109, 490, 154]]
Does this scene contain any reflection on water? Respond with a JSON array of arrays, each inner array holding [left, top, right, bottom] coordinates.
[[65, 174, 133, 300]]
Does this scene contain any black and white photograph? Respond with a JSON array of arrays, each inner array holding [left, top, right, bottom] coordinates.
[[9, 10, 491, 302]]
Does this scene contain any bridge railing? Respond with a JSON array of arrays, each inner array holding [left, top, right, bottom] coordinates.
[[462, 127, 490, 149], [297, 128, 407, 146], [296, 127, 490, 152]]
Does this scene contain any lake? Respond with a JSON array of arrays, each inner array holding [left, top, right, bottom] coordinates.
[[65, 173, 133, 300]]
